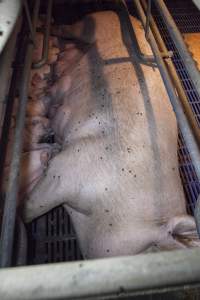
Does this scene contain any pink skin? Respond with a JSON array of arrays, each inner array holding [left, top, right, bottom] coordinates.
[[32, 33, 44, 64], [26, 99, 47, 117], [3, 146, 53, 199], [50, 105, 71, 144], [23, 116, 52, 150], [46, 44, 83, 118], [46, 75, 72, 120], [5, 116, 52, 166], [55, 44, 83, 78], [48, 47, 59, 65], [49, 36, 59, 48]]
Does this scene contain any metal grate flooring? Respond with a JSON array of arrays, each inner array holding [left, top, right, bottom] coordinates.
[[27, 0, 200, 264]]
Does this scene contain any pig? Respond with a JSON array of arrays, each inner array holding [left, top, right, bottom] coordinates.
[[23, 116, 53, 150], [22, 11, 200, 259], [26, 98, 47, 117], [3, 146, 54, 199], [54, 43, 85, 78], [183, 33, 200, 71]]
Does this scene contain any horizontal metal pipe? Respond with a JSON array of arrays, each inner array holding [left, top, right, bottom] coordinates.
[[0, 0, 40, 268], [0, 249, 200, 299], [32, 0, 53, 69], [154, 0, 200, 97]]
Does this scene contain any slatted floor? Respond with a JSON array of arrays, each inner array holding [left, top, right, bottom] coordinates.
[[27, 0, 200, 264]]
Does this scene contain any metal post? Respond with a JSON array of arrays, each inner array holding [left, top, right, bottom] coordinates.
[[0, 0, 40, 268]]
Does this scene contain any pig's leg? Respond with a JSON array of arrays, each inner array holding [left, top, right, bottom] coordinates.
[[22, 151, 75, 222], [157, 215, 200, 250]]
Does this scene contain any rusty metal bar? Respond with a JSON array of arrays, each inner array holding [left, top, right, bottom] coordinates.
[[32, 0, 53, 69], [145, 0, 151, 39]]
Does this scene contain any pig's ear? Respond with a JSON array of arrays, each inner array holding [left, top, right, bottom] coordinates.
[[168, 215, 200, 248]]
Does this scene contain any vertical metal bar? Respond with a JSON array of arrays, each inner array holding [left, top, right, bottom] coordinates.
[[119, 0, 156, 66], [153, 0, 200, 98], [32, 0, 53, 69], [22, 0, 35, 43], [0, 18, 23, 192], [145, 0, 151, 39], [0, 0, 40, 268]]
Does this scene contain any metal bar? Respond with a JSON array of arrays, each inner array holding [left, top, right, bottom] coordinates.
[[145, 0, 151, 39], [195, 195, 200, 237], [22, 0, 35, 43], [0, 18, 22, 193], [32, 0, 53, 69], [0, 0, 40, 268], [119, 0, 156, 66], [0, 249, 200, 299], [140, 0, 200, 148], [153, 0, 200, 98], [15, 218, 27, 266]]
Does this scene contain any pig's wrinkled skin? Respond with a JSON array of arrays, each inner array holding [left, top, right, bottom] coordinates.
[[3, 146, 53, 199], [23, 12, 200, 258], [5, 117, 53, 169]]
